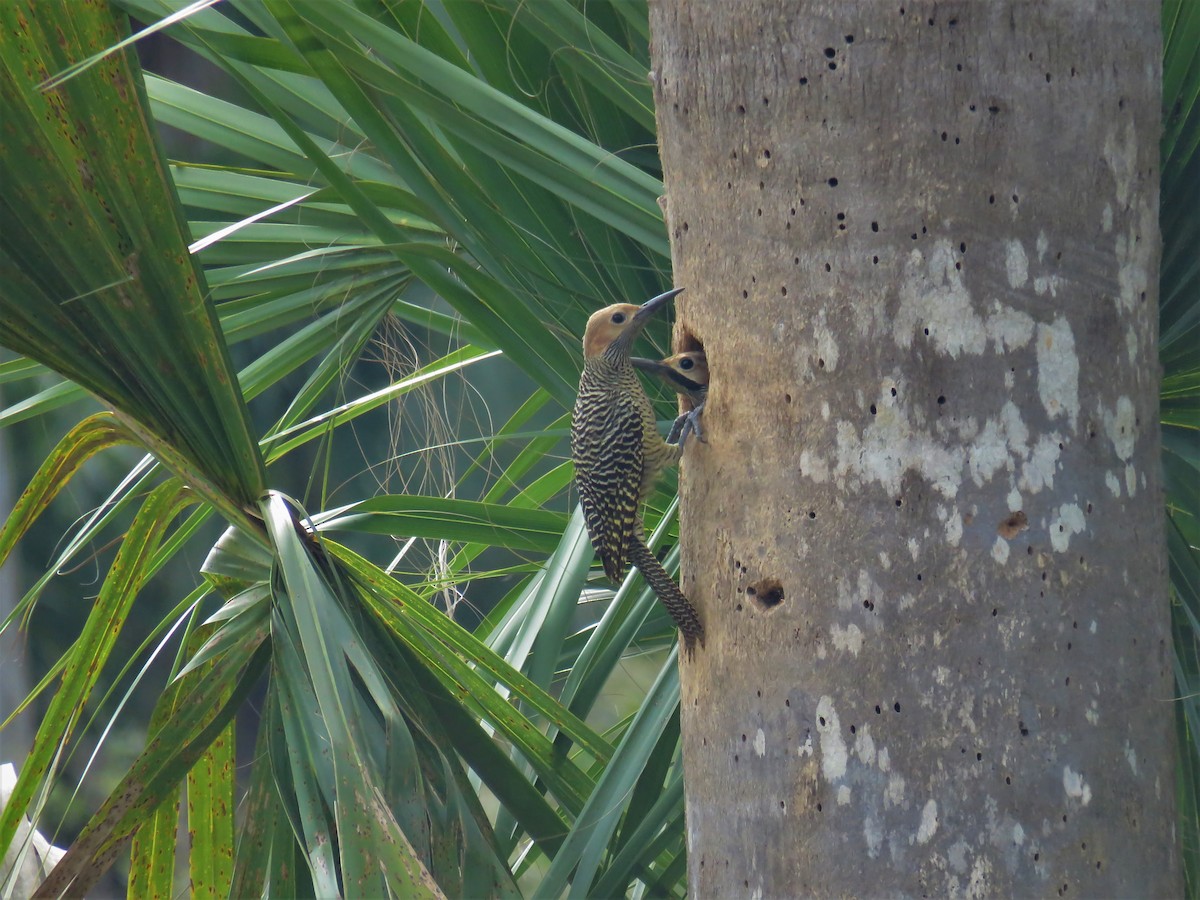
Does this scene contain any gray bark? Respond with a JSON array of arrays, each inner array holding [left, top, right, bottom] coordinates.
[[649, 1, 1179, 896]]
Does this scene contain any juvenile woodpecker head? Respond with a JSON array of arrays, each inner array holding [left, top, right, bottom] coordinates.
[[663, 351, 709, 389], [633, 350, 708, 396], [582, 287, 682, 359]]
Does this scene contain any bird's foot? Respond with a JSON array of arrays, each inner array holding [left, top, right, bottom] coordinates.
[[668, 401, 706, 446]]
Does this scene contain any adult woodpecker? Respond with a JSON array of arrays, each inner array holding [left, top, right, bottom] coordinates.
[[571, 288, 705, 652], [633, 350, 708, 445]]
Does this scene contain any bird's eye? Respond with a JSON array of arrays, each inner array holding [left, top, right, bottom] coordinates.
[[611, 312, 626, 324], [679, 357, 694, 370]]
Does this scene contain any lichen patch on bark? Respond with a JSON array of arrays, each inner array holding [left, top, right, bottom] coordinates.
[[1062, 767, 1093, 805], [1005, 239, 1029, 288], [1050, 503, 1087, 553], [815, 696, 848, 781], [1035, 317, 1080, 428], [916, 799, 939, 845]]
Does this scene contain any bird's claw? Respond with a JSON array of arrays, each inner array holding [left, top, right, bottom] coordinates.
[[669, 401, 706, 446]]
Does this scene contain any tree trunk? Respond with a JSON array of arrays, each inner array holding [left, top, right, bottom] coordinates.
[[649, 2, 1180, 895]]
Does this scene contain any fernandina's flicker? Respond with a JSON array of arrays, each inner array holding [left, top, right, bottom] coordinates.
[[633, 350, 708, 445], [570, 289, 705, 652]]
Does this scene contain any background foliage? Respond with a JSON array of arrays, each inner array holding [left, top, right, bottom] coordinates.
[[0, 0, 1196, 895]]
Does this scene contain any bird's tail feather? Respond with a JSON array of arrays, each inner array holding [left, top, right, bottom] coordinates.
[[628, 537, 705, 655]]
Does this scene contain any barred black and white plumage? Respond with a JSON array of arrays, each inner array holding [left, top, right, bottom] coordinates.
[[570, 289, 705, 652]]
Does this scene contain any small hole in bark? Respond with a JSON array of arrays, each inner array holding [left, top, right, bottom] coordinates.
[[808, 511, 816, 519], [824, 47, 836, 58], [828, 177, 839, 187], [737, 104, 746, 114], [785, 393, 792, 403], [998, 511, 1028, 539], [749, 578, 785, 610], [818, 358, 825, 368], [819, 716, 826, 726], [845, 34, 854, 43], [870, 404, 877, 415], [989, 193, 995, 203], [937, 395, 946, 404], [828, 62, 837, 71], [799, 76, 809, 85], [893, 702, 901, 712], [824, 263, 831, 272], [875, 705, 882, 714], [873, 255, 879, 264]]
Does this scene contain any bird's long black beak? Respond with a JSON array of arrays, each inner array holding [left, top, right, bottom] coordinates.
[[632, 287, 683, 324], [632, 356, 705, 395]]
